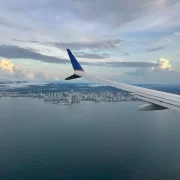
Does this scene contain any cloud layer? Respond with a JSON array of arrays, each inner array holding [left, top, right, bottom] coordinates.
[[0, 45, 67, 64], [124, 58, 180, 84], [0, 0, 179, 84], [0, 45, 160, 68], [0, 57, 177, 85], [50, 39, 123, 51]]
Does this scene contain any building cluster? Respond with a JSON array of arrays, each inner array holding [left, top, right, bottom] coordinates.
[[0, 91, 134, 105]]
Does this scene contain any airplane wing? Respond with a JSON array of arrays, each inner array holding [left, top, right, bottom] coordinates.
[[65, 49, 180, 111]]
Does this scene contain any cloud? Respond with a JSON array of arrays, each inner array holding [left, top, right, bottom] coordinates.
[[12, 38, 124, 59], [146, 31, 180, 53], [0, 58, 33, 80], [0, 59, 16, 72], [74, 52, 109, 59], [3, 0, 178, 27], [0, 0, 179, 85], [0, 57, 176, 84], [0, 58, 58, 81], [0, 16, 34, 31], [0, 44, 113, 64], [70, 0, 179, 27], [12, 38, 123, 56], [153, 31, 180, 45], [0, 58, 160, 83], [121, 52, 130, 56], [174, 32, 180, 37], [46, 38, 123, 51], [0, 45, 160, 68], [158, 58, 172, 69], [0, 45, 68, 64], [12, 39, 39, 43], [96, 62, 159, 68], [124, 58, 180, 84], [147, 46, 165, 52]]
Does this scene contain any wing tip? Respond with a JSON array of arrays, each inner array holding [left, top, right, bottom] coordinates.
[[67, 49, 84, 71]]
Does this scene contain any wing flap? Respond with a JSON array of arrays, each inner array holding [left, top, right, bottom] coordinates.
[[134, 95, 180, 111]]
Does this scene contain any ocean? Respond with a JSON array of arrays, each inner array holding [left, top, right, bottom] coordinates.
[[0, 98, 180, 180]]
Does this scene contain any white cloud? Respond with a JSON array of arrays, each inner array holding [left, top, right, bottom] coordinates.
[[158, 58, 172, 69], [0, 58, 59, 81], [123, 58, 180, 84]]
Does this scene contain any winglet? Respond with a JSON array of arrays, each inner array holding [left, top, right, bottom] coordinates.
[[67, 49, 84, 71], [65, 49, 84, 80]]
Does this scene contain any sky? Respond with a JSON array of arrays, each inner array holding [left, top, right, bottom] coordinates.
[[0, 0, 180, 84]]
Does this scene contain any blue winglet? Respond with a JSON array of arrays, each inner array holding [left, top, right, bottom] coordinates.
[[67, 49, 84, 71]]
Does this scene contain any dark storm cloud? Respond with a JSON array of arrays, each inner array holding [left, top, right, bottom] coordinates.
[[147, 46, 165, 52], [0, 45, 68, 64], [0, 45, 158, 68]]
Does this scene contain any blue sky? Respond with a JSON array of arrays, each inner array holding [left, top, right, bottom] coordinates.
[[0, 0, 180, 84]]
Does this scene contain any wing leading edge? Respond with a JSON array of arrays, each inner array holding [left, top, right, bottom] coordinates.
[[65, 49, 180, 112]]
